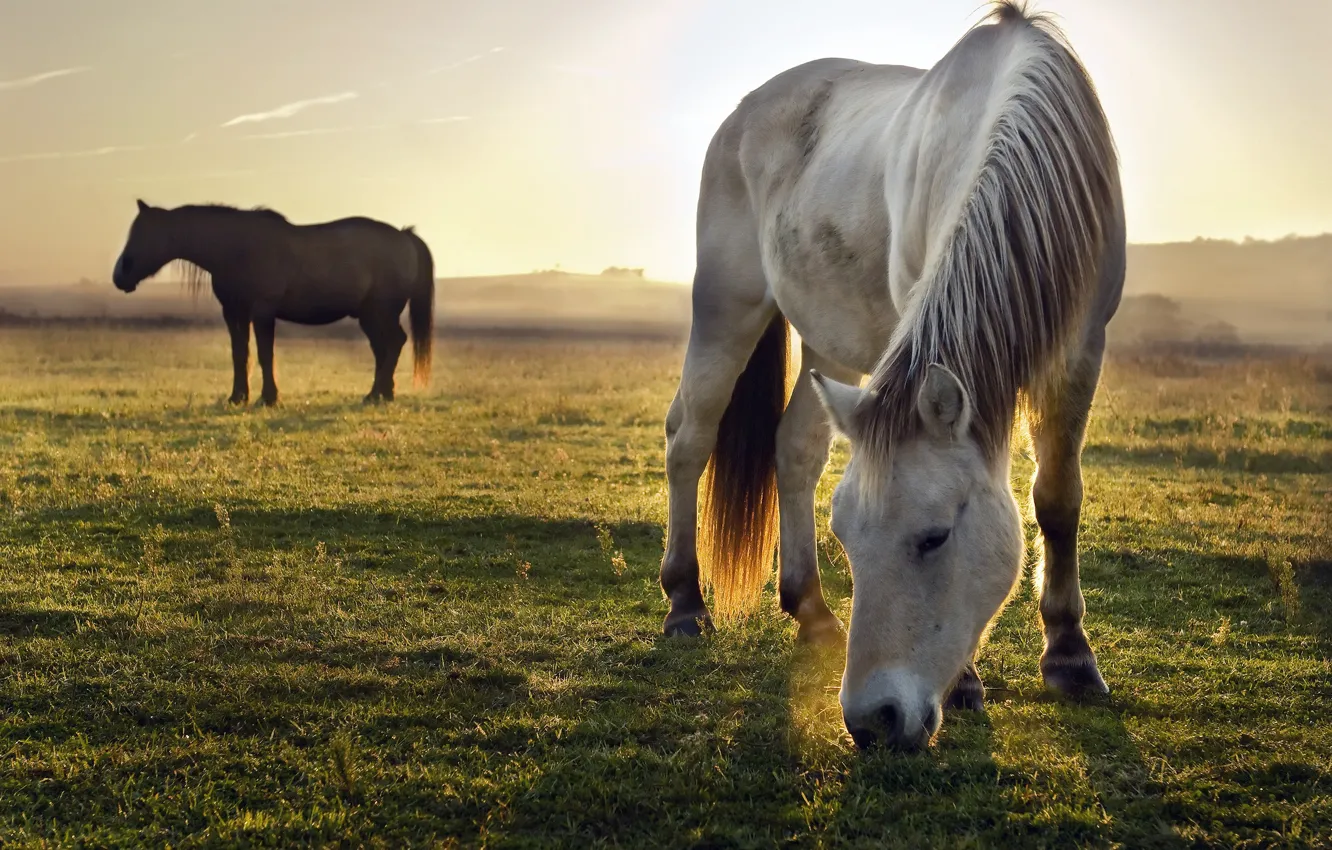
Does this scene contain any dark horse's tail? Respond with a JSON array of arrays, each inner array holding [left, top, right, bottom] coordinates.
[[699, 314, 790, 619], [403, 227, 435, 387]]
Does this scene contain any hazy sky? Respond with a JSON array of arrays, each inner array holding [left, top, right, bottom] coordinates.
[[1, 0, 1329, 284]]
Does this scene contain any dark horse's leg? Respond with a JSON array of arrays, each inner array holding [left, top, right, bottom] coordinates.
[[358, 306, 407, 403], [222, 305, 251, 405], [254, 316, 279, 406]]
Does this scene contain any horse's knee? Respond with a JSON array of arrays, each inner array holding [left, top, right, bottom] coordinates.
[[1032, 466, 1083, 542], [666, 425, 711, 484], [776, 425, 829, 488], [664, 393, 684, 440]]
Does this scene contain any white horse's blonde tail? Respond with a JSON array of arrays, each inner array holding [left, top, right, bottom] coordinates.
[[699, 315, 790, 620]]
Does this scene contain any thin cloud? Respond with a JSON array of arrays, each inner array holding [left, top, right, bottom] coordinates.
[[243, 124, 383, 141], [0, 145, 144, 165], [0, 66, 91, 91], [220, 91, 358, 127], [427, 47, 504, 75], [243, 118, 469, 140]]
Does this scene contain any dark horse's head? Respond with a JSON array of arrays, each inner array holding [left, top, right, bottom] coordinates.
[[112, 200, 174, 292]]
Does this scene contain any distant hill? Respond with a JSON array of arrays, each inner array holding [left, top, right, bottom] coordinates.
[[1, 235, 1327, 347], [0, 271, 693, 342], [1120, 235, 1331, 346]]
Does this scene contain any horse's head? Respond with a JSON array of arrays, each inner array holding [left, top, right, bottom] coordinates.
[[113, 200, 173, 292], [812, 365, 1023, 752]]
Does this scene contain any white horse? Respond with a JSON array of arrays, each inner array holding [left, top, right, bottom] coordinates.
[[659, 0, 1124, 751]]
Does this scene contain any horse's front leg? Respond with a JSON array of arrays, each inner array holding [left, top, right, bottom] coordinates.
[[222, 306, 251, 405], [776, 346, 856, 645], [1029, 339, 1109, 696], [253, 315, 279, 406]]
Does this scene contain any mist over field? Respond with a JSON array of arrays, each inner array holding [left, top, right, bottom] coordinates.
[[2, 235, 1328, 349]]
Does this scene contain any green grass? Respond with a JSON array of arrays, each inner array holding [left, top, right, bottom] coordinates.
[[0, 326, 1329, 848]]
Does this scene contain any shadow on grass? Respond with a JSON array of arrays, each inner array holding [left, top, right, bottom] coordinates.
[[1045, 692, 1188, 849], [1083, 442, 1332, 474], [0, 605, 137, 638], [0, 398, 424, 439], [6, 498, 1326, 844], [17, 499, 663, 586], [1084, 543, 1332, 654]]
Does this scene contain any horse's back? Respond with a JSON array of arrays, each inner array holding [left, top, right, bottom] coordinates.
[[291, 217, 419, 284], [253, 216, 422, 323], [715, 59, 923, 213], [696, 59, 924, 370]]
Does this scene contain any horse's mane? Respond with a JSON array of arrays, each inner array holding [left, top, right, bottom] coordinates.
[[173, 203, 289, 223], [857, 0, 1118, 464], [165, 203, 288, 299], [981, 0, 1056, 29], [172, 260, 211, 301]]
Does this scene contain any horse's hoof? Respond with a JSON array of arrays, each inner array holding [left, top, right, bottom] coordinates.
[[796, 615, 845, 647], [945, 666, 985, 712], [1041, 632, 1109, 697], [228, 395, 248, 406], [663, 609, 714, 637]]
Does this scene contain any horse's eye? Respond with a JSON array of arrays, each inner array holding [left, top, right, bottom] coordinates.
[[917, 528, 951, 556]]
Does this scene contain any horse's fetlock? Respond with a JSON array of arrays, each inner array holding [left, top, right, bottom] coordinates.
[[778, 582, 805, 618]]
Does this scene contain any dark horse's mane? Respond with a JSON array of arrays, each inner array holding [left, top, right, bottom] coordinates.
[[175, 203, 290, 223], [170, 203, 290, 299]]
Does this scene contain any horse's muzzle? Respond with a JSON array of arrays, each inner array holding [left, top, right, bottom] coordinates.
[[845, 701, 940, 752], [112, 256, 138, 292], [111, 269, 139, 292]]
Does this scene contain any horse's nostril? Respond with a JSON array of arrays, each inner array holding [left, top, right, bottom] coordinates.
[[877, 703, 901, 736]]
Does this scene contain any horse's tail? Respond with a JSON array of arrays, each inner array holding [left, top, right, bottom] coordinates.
[[699, 314, 790, 620], [403, 227, 435, 388]]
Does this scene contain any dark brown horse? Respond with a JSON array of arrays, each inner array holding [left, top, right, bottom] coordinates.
[[111, 200, 435, 405]]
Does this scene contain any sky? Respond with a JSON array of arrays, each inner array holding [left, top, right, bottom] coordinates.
[[1, 0, 1329, 285]]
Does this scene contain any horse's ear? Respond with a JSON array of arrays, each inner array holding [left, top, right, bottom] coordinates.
[[917, 364, 972, 441], [136, 199, 150, 213], [811, 370, 867, 442]]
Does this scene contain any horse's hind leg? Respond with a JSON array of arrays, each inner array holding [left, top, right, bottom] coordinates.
[[254, 316, 279, 406], [1029, 337, 1110, 696], [662, 257, 776, 637], [358, 308, 407, 403], [776, 345, 857, 645]]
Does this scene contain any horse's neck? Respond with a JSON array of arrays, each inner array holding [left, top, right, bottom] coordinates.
[[172, 214, 261, 277]]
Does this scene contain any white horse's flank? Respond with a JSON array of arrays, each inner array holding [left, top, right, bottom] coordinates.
[[659, 1, 1125, 751]]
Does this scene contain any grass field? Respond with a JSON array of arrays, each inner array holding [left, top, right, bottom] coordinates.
[[0, 325, 1329, 848]]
